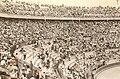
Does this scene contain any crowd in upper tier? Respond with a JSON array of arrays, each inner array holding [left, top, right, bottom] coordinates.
[[1, 0, 120, 18], [0, 17, 120, 79]]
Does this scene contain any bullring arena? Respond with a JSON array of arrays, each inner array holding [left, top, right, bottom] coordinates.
[[95, 62, 120, 79], [1, 0, 120, 79]]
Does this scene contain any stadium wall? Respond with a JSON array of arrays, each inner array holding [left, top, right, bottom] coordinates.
[[1, 13, 120, 21]]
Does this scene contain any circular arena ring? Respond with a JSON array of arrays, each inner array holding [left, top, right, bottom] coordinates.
[[94, 62, 120, 79]]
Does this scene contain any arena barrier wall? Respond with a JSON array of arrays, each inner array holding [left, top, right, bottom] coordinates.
[[94, 61, 120, 79]]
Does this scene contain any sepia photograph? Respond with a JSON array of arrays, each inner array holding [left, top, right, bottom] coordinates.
[[0, 0, 120, 79]]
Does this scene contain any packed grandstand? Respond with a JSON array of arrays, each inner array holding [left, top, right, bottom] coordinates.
[[0, 0, 120, 79], [1, 0, 120, 18]]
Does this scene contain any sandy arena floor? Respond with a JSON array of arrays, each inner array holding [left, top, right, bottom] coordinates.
[[96, 66, 120, 79]]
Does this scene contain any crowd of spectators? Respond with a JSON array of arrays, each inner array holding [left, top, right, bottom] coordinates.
[[0, 48, 20, 79], [1, 17, 120, 79], [1, 0, 120, 18], [0, 0, 120, 79]]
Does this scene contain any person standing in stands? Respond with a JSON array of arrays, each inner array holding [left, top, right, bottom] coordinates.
[[30, 61, 33, 74], [26, 65, 33, 79], [19, 48, 26, 60], [0, 53, 1, 61]]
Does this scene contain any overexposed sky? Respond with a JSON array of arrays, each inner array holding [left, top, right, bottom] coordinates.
[[10, 0, 120, 7]]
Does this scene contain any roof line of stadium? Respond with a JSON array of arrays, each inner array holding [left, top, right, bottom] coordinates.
[[0, 13, 120, 21]]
